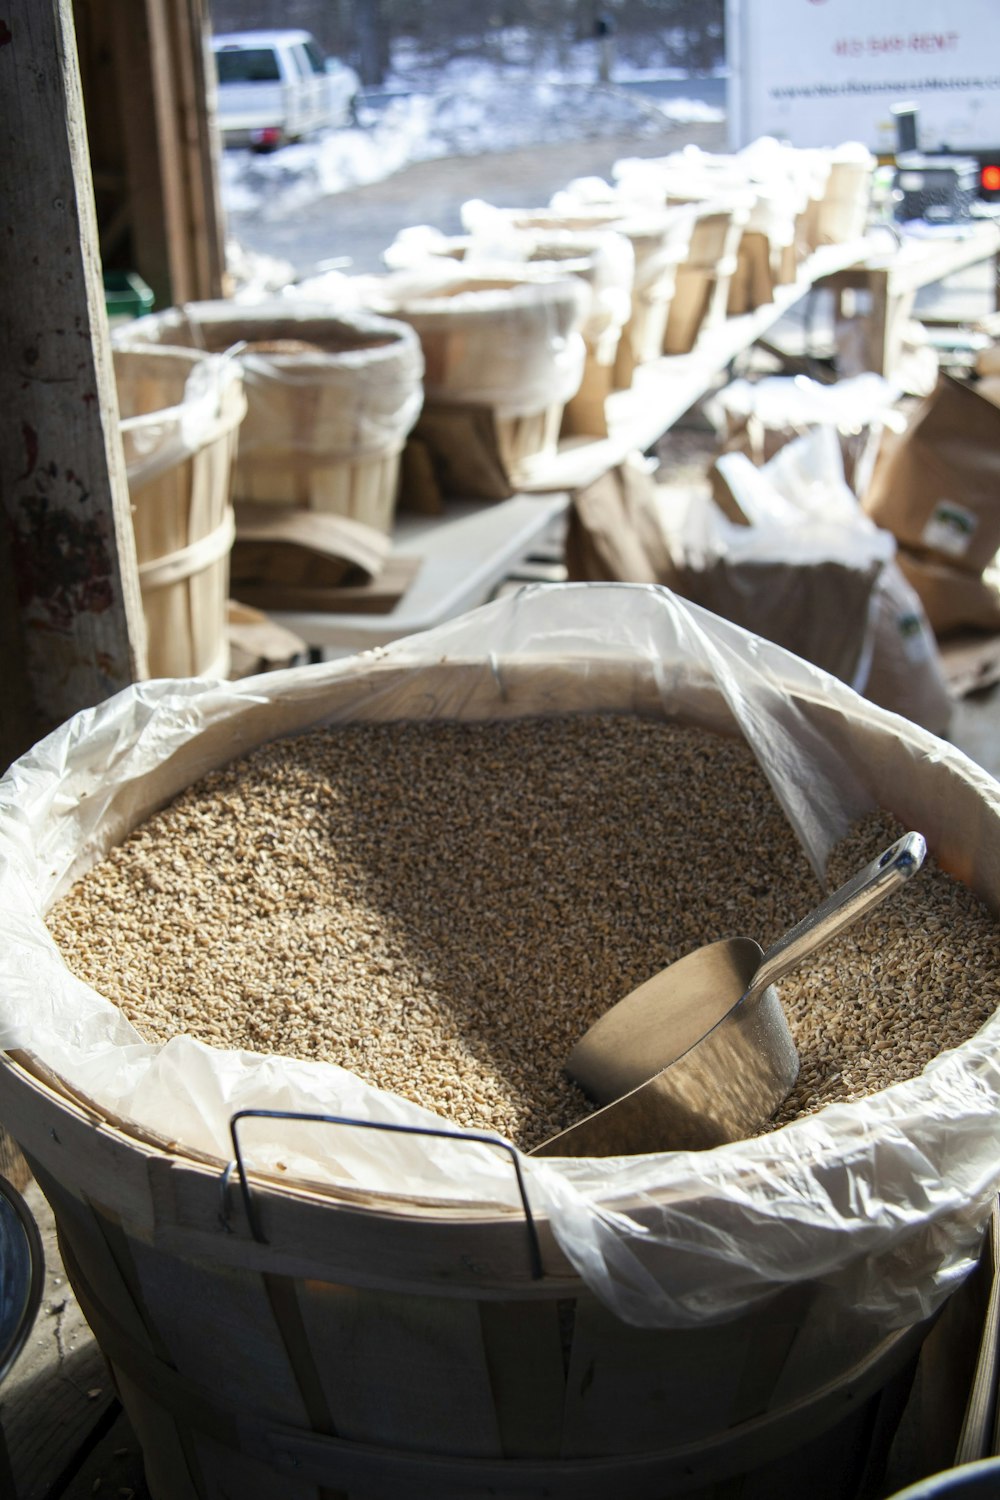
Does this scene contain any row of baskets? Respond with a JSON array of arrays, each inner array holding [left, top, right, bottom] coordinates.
[[112, 137, 878, 678]]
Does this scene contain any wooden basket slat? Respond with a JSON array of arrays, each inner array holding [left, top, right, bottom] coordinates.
[[560, 1289, 753, 1457], [664, 266, 716, 354], [298, 1282, 503, 1456], [188, 553, 231, 679], [187, 1433, 326, 1500], [615, 274, 680, 384], [116, 347, 243, 680], [114, 1368, 211, 1500], [495, 402, 566, 480], [816, 162, 873, 245], [728, 230, 776, 316], [477, 1299, 568, 1459], [312, 452, 352, 517], [18, 1084, 161, 1220], [33, 1163, 158, 1358], [236, 450, 401, 534], [686, 212, 734, 265], [126, 1233, 315, 1427], [726, 1400, 887, 1500], [563, 357, 614, 436], [775, 238, 800, 286], [725, 1294, 809, 1428], [707, 255, 739, 328]]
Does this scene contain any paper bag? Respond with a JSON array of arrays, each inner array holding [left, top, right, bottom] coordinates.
[[863, 375, 1000, 575]]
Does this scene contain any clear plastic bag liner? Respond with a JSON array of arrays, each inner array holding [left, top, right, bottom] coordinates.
[[724, 425, 895, 538], [3, 585, 1000, 1331], [613, 148, 802, 244], [350, 267, 589, 416], [382, 224, 468, 270], [383, 216, 636, 346], [666, 467, 894, 574], [709, 429, 894, 690], [465, 195, 697, 292], [117, 301, 425, 462], [116, 351, 245, 490], [707, 374, 901, 442]]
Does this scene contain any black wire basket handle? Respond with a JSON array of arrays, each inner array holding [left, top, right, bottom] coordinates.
[[219, 1108, 543, 1279]]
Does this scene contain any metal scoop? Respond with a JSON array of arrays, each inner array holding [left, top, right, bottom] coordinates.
[[531, 832, 926, 1158]]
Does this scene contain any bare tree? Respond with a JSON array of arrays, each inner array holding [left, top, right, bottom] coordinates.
[[352, 0, 390, 84], [205, 0, 724, 78]]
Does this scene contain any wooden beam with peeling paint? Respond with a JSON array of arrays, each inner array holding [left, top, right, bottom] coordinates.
[[0, 0, 148, 769]]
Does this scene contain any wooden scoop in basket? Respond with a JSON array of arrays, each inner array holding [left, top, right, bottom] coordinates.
[[531, 832, 926, 1158]]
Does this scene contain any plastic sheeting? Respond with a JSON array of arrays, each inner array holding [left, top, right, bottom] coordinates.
[[499, 195, 699, 305], [673, 427, 893, 690], [708, 373, 902, 447], [3, 585, 1000, 1333], [114, 346, 246, 491], [612, 141, 809, 250], [382, 215, 635, 352], [350, 264, 590, 417]]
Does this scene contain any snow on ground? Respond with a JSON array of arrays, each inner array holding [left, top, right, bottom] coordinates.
[[219, 33, 724, 222]]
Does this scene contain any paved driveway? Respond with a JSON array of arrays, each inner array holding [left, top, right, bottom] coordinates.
[[224, 119, 728, 276]]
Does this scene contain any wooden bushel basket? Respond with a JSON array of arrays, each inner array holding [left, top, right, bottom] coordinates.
[[664, 207, 747, 355], [727, 230, 777, 316], [3, 639, 997, 1498], [816, 158, 875, 246], [467, 233, 634, 440], [115, 346, 246, 680], [117, 306, 424, 536], [611, 229, 690, 390], [232, 317, 422, 533], [377, 276, 589, 486], [483, 203, 695, 396], [664, 256, 739, 356], [1, 1067, 931, 1500], [379, 228, 628, 440]]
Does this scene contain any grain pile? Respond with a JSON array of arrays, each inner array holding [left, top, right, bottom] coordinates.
[[46, 715, 1000, 1152]]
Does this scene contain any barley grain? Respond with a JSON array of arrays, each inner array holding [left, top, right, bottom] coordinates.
[[46, 717, 1000, 1151]]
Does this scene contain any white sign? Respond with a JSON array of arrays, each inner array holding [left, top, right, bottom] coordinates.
[[733, 0, 1000, 152]]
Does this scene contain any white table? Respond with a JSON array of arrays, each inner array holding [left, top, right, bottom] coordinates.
[[271, 493, 569, 655]]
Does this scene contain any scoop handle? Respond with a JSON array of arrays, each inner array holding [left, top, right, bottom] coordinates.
[[747, 831, 926, 1002]]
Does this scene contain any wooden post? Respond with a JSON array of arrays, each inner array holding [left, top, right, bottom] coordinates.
[[0, 0, 148, 769], [77, 0, 226, 312], [143, 0, 226, 304]]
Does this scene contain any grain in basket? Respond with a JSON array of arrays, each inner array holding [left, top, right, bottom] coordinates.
[[46, 714, 1000, 1153]]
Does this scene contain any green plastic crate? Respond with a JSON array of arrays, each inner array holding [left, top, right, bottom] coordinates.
[[103, 270, 154, 325]]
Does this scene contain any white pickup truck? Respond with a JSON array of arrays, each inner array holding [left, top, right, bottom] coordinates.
[[212, 29, 360, 151]]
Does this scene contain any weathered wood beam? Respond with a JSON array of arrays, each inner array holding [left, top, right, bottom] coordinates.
[[143, 0, 226, 304], [0, 0, 148, 770], [75, 0, 225, 310]]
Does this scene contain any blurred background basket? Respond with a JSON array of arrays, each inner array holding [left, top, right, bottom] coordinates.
[[115, 344, 246, 679], [117, 304, 424, 535]]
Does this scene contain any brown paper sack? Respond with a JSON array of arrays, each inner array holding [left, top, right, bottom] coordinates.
[[567, 465, 882, 688], [863, 374, 1000, 576], [863, 561, 952, 737], [896, 549, 1000, 638], [565, 461, 679, 587]]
